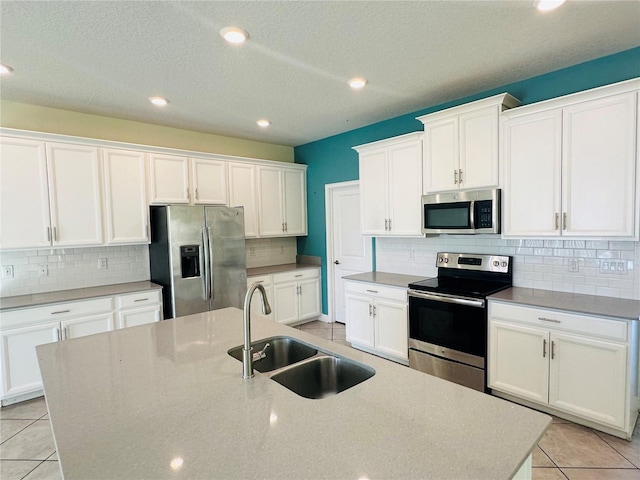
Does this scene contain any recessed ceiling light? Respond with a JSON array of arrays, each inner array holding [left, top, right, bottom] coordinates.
[[535, 0, 566, 11], [348, 77, 367, 89], [257, 119, 270, 128], [220, 26, 249, 44], [0, 64, 14, 76], [149, 96, 169, 107]]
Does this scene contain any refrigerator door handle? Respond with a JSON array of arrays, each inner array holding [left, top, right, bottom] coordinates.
[[206, 226, 215, 302], [202, 227, 212, 300]]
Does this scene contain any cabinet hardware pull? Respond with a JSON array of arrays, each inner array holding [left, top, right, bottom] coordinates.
[[54, 328, 60, 342], [284, 222, 288, 232], [195, 188, 199, 200], [385, 219, 388, 231], [458, 169, 463, 183], [51, 310, 71, 315], [454, 170, 458, 184], [53, 227, 58, 242], [186, 188, 190, 202], [63, 327, 68, 340], [47, 227, 51, 242], [563, 213, 567, 230], [282, 223, 285, 232], [538, 317, 561, 323], [295, 274, 303, 278], [134, 298, 149, 302], [388, 219, 391, 231], [551, 341, 556, 360], [366, 289, 378, 293], [368, 304, 372, 316], [543, 338, 547, 358], [372, 305, 377, 317], [555, 213, 559, 230]]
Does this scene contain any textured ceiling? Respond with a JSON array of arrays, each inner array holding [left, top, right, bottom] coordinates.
[[1, 1, 638, 146]]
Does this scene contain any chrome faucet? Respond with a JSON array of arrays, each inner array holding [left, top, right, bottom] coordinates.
[[242, 282, 272, 378]]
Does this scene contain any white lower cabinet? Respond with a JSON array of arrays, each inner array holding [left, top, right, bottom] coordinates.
[[345, 280, 408, 364], [272, 268, 321, 325], [0, 289, 162, 406], [488, 300, 637, 438]]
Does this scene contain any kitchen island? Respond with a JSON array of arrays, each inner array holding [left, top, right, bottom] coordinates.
[[37, 308, 550, 479]]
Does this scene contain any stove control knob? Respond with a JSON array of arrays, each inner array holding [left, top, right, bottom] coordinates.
[[493, 260, 500, 267], [438, 257, 444, 263], [444, 258, 449, 263], [501, 261, 508, 268]]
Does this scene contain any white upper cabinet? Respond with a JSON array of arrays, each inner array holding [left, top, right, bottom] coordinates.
[[46, 143, 104, 247], [0, 138, 105, 249], [417, 93, 520, 193], [102, 148, 149, 244], [502, 79, 639, 239], [148, 154, 229, 206], [257, 165, 307, 237], [0, 137, 51, 249], [148, 153, 190, 204], [190, 158, 228, 205], [354, 132, 423, 236], [228, 162, 258, 237]]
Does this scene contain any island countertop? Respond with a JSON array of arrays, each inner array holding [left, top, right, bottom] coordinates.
[[37, 308, 550, 480]]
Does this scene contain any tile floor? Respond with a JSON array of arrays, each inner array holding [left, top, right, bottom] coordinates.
[[1, 320, 637, 480]]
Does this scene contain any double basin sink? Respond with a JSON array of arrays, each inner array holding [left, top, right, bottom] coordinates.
[[228, 336, 375, 399]]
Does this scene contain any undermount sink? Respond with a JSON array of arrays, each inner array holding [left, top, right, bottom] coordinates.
[[227, 336, 318, 373], [270, 355, 375, 399]]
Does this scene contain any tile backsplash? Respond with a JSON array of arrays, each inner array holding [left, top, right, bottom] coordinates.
[[376, 236, 640, 300], [0, 245, 150, 298], [245, 237, 297, 269]]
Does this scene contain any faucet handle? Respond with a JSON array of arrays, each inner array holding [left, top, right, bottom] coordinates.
[[252, 342, 270, 362]]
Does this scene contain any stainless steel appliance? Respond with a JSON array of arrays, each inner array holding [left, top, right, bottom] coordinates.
[[149, 205, 247, 319], [422, 188, 500, 235], [408, 252, 512, 392]]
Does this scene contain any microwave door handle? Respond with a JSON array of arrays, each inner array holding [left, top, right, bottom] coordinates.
[[469, 200, 476, 229]]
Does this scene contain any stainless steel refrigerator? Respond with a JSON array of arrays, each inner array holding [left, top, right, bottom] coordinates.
[[149, 205, 247, 319]]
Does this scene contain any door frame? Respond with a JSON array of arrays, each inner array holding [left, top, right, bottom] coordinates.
[[325, 180, 364, 324]]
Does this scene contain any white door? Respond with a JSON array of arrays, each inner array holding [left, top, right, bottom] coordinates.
[[327, 182, 373, 324], [359, 150, 388, 235], [102, 148, 149, 244], [345, 294, 374, 348], [148, 153, 190, 204], [46, 142, 103, 246], [387, 140, 422, 235], [298, 277, 321, 321], [257, 166, 284, 236], [0, 137, 51, 249], [459, 105, 499, 189], [283, 168, 307, 235], [229, 163, 258, 237], [549, 333, 627, 428], [488, 321, 549, 404], [423, 117, 458, 192], [191, 158, 228, 205], [374, 299, 408, 361], [273, 282, 298, 324]]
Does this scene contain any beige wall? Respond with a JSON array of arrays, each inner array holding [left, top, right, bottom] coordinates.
[[0, 100, 293, 162]]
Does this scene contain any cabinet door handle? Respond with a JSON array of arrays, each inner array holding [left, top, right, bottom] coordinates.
[[134, 298, 149, 302], [63, 327, 68, 340], [551, 341, 556, 360], [458, 169, 463, 184], [295, 274, 303, 278], [195, 188, 199, 200], [51, 310, 71, 315], [368, 304, 372, 316], [563, 212, 567, 230], [372, 305, 377, 317], [538, 317, 561, 324], [454, 170, 458, 184], [47, 227, 51, 242], [54, 328, 61, 342], [542, 338, 547, 358], [53, 227, 58, 242], [186, 188, 190, 202], [555, 213, 559, 230], [366, 289, 378, 293], [284, 222, 288, 232], [282, 222, 285, 232], [388, 219, 391, 231]]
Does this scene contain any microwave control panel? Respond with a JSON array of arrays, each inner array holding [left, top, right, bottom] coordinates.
[[475, 200, 493, 229]]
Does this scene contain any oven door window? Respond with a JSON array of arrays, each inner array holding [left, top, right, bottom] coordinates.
[[409, 296, 486, 357], [424, 202, 471, 229]]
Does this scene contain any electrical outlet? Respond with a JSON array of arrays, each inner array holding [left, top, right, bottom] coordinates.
[[98, 258, 108, 269], [409, 250, 415, 262], [568, 258, 579, 273], [599, 260, 627, 274], [38, 264, 48, 277], [250, 247, 255, 256], [2, 265, 14, 278]]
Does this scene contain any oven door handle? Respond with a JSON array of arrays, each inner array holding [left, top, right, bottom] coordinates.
[[408, 290, 485, 308]]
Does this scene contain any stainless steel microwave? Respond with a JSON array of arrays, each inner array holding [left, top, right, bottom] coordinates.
[[422, 188, 501, 235]]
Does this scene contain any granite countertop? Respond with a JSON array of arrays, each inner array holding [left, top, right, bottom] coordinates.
[[37, 308, 550, 480], [247, 262, 320, 277], [490, 287, 640, 321], [0, 281, 162, 311], [342, 271, 429, 288]]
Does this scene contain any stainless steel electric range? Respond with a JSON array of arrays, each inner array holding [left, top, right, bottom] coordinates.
[[407, 252, 512, 392]]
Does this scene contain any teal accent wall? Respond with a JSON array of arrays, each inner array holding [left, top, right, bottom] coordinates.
[[295, 46, 640, 315]]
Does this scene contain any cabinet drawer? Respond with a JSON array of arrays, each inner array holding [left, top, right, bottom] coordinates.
[[1, 298, 114, 329], [247, 275, 273, 287], [344, 281, 407, 302], [273, 268, 319, 284], [489, 301, 628, 342], [117, 290, 162, 309]]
